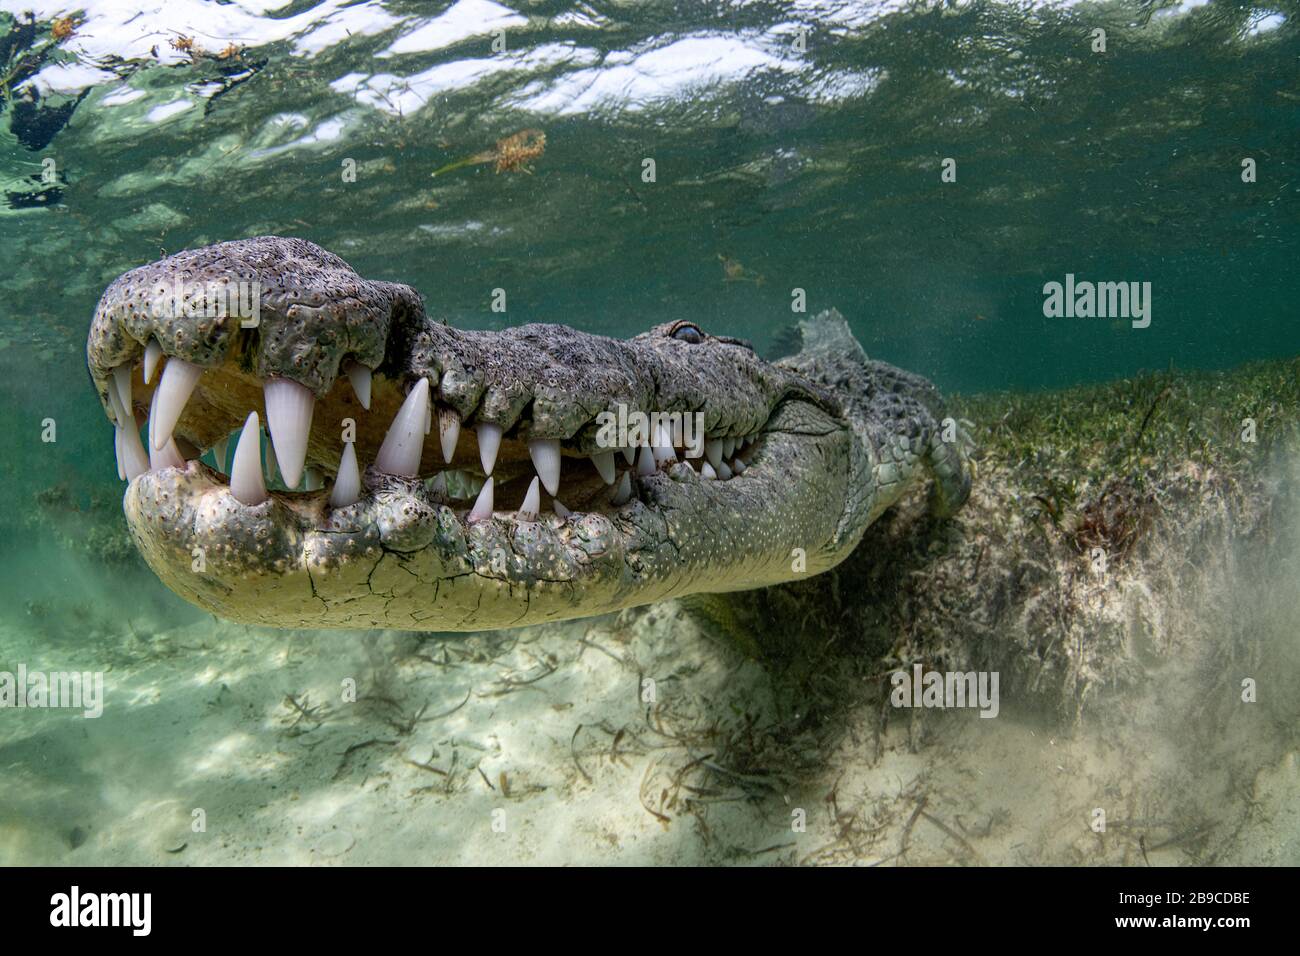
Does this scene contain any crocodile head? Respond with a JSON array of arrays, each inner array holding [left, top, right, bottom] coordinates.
[[87, 237, 970, 630]]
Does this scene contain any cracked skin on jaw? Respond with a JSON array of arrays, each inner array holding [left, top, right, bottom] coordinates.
[[92, 237, 973, 631]]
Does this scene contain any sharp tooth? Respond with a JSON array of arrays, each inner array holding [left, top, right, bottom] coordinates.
[[159, 437, 186, 468], [716, 461, 733, 480], [105, 379, 126, 429], [470, 423, 500, 475], [374, 379, 429, 476], [111, 364, 132, 427], [263, 377, 315, 490], [723, 436, 736, 458], [552, 499, 572, 519], [704, 437, 723, 471], [621, 446, 636, 466], [429, 472, 448, 496], [151, 357, 202, 450], [146, 382, 165, 455], [611, 470, 632, 505], [518, 476, 541, 522], [700, 462, 717, 480], [304, 467, 324, 491], [230, 412, 269, 505], [212, 435, 228, 472], [652, 424, 676, 464], [529, 438, 561, 496], [150, 431, 185, 472], [113, 428, 125, 480], [467, 476, 494, 522], [329, 441, 360, 507], [591, 450, 616, 484], [438, 406, 461, 463], [120, 424, 150, 481], [731, 458, 747, 475], [636, 445, 656, 477], [344, 361, 372, 410], [143, 339, 163, 385]]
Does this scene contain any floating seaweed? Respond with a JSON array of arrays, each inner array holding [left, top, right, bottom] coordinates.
[[49, 15, 81, 41], [430, 128, 546, 178], [718, 253, 765, 286]]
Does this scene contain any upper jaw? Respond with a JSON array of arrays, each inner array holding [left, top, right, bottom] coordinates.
[[87, 236, 417, 411], [88, 236, 835, 511], [405, 320, 801, 448]]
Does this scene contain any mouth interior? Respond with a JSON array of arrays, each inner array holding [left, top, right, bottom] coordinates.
[[114, 345, 767, 521]]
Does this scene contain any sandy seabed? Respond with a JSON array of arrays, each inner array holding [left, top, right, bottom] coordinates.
[[1, 577, 1296, 866]]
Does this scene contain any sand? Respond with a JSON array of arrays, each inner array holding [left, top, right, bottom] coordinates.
[[2, 565, 1296, 866]]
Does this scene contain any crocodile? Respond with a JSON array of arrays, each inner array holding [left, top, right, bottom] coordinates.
[[86, 237, 973, 631]]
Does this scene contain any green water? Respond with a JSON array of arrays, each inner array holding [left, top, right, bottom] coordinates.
[[0, 1, 1294, 605], [0, 1, 1296, 866], [2, 1, 1297, 526]]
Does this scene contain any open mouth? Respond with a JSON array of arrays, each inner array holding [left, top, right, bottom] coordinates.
[[86, 237, 856, 630], [88, 239, 793, 534], [106, 334, 769, 528]]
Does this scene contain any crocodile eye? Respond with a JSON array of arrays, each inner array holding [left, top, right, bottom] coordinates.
[[671, 323, 704, 344]]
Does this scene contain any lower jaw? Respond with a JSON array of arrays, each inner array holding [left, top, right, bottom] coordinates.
[[120, 421, 847, 631], [125, 466, 621, 630], [120, 459, 742, 631]]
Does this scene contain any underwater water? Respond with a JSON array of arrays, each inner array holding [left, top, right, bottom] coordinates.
[[0, 0, 1297, 868]]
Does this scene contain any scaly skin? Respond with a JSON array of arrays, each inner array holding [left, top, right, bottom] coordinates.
[[86, 237, 972, 630]]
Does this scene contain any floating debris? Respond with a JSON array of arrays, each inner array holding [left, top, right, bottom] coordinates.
[[168, 34, 198, 57], [718, 254, 765, 286], [50, 16, 79, 42], [430, 129, 547, 178]]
